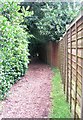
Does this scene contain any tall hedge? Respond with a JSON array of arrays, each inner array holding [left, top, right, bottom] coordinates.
[[0, 1, 32, 99]]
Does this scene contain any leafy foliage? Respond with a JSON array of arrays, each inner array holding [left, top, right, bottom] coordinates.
[[0, 1, 32, 99], [21, 2, 80, 42], [35, 2, 80, 41]]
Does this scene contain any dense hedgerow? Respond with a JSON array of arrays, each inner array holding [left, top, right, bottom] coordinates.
[[0, 1, 32, 99]]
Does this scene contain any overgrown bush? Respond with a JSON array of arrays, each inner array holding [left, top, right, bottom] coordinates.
[[0, 1, 32, 100]]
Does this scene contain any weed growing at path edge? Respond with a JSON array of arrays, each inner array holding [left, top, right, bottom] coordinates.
[[49, 68, 71, 118]]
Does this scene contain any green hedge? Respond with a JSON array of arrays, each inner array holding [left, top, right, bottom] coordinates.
[[0, 1, 32, 100]]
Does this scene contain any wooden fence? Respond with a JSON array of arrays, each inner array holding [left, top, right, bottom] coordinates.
[[38, 41, 59, 67], [59, 10, 83, 118]]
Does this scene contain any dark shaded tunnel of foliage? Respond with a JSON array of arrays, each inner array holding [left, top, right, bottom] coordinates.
[[20, 2, 81, 59]]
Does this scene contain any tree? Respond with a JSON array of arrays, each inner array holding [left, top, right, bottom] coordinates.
[[21, 2, 81, 42], [36, 2, 81, 41]]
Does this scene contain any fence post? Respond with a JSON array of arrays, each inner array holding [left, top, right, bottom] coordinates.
[[65, 34, 67, 96], [62, 39, 64, 84], [66, 31, 69, 102], [81, 38, 83, 119], [74, 22, 78, 119], [81, 9, 83, 119], [63, 35, 66, 93], [70, 27, 72, 111]]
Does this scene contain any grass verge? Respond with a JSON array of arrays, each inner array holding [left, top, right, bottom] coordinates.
[[49, 68, 71, 118]]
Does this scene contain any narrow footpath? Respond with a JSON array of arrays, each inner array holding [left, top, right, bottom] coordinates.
[[0, 61, 53, 118]]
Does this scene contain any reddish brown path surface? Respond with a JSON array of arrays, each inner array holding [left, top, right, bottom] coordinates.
[[0, 62, 53, 118]]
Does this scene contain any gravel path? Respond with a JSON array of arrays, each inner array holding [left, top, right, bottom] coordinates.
[[0, 62, 53, 118]]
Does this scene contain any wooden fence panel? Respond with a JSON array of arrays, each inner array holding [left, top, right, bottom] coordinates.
[[59, 11, 83, 118]]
